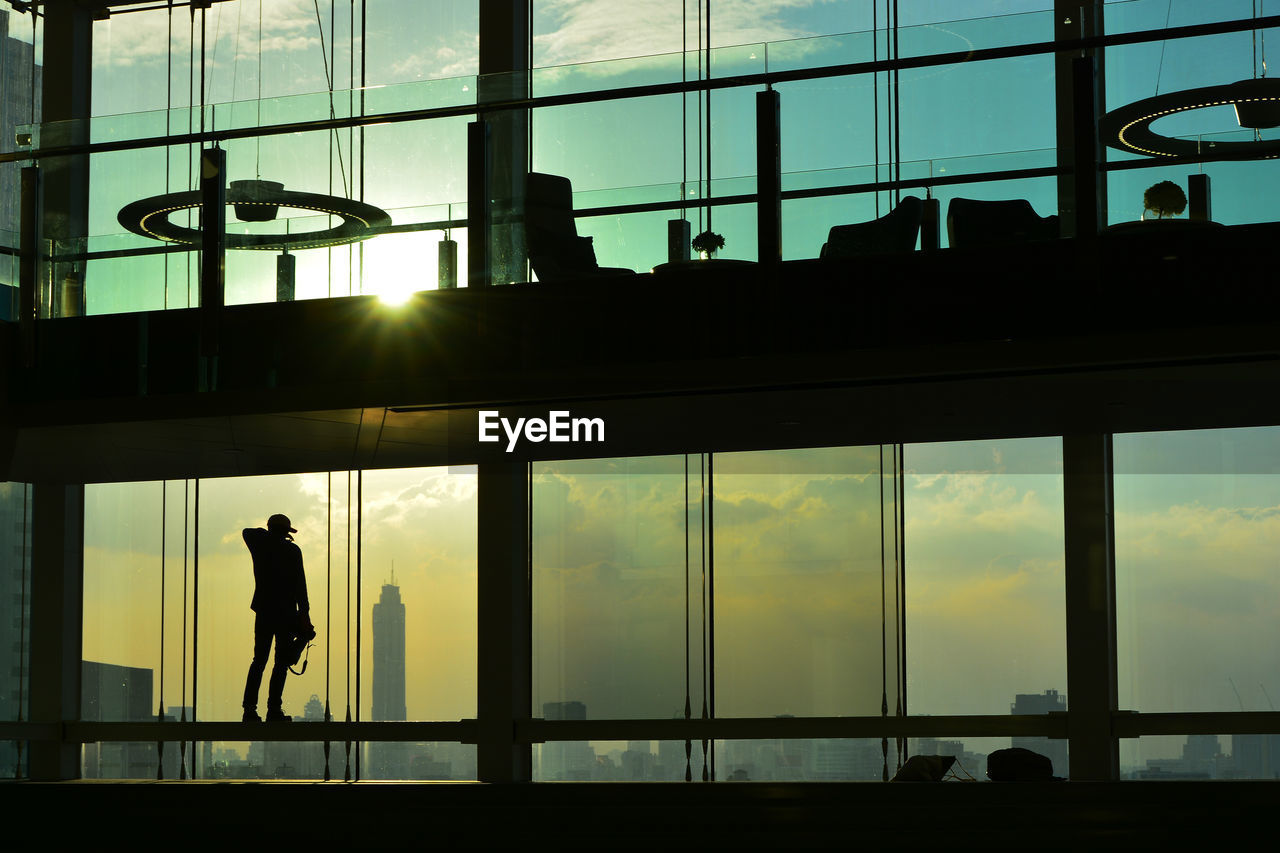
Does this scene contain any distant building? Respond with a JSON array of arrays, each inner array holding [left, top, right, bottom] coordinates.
[[303, 693, 325, 722], [1231, 734, 1280, 779], [1135, 735, 1221, 779], [370, 580, 408, 779], [1011, 689, 1069, 778], [372, 582, 406, 722], [539, 701, 594, 780], [255, 697, 328, 780], [81, 660, 153, 779]]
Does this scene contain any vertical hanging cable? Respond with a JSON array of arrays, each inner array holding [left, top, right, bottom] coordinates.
[[187, 5, 197, 307], [358, 0, 366, 296], [891, 0, 901, 205], [1155, 0, 1173, 96], [699, 453, 709, 781], [683, 454, 692, 782], [192, 478, 200, 777], [873, 1, 880, 218], [696, 0, 703, 234], [705, 0, 712, 235], [26, 3, 36, 128], [896, 444, 907, 719], [256, 0, 263, 179], [681, 1, 688, 222], [706, 451, 715, 781], [325, 0, 334, 298], [179, 480, 189, 779], [324, 471, 333, 779], [344, 471, 352, 781], [164, 0, 174, 309], [355, 469, 363, 780], [879, 446, 889, 782], [16, 484, 29, 778], [199, 3, 206, 138], [893, 445, 906, 771], [157, 481, 167, 779], [348, 0, 355, 298]]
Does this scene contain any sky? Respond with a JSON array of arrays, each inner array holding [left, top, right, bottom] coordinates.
[[7, 0, 1278, 774]]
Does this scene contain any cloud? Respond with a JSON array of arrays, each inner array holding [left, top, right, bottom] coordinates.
[[93, 0, 321, 68], [533, 0, 836, 69], [379, 37, 480, 82]]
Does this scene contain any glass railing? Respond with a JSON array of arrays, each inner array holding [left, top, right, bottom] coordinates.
[[7, 10, 1278, 319]]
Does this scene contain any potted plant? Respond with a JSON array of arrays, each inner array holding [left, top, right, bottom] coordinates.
[[691, 230, 725, 259], [1142, 180, 1187, 220]]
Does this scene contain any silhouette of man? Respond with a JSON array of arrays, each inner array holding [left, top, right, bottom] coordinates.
[[241, 513, 310, 722]]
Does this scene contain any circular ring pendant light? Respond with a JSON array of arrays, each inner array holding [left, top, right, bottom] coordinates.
[[1101, 79, 1280, 159], [118, 179, 392, 251]]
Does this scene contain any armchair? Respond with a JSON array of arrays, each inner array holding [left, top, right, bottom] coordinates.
[[946, 197, 1059, 249], [525, 172, 635, 281], [820, 195, 925, 259]]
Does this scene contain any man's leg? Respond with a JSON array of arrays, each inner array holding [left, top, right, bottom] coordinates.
[[242, 613, 272, 718], [266, 622, 292, 717]]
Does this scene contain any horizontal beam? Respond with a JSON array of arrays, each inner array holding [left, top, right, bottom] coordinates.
[[0, 720, 477, 743], [9, 711, 1280, 749], [524, 715, 1070, 741], [1112, 711, 1280, 739]]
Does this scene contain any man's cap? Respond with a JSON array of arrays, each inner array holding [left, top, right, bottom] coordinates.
[[267, 513, 297, 533]]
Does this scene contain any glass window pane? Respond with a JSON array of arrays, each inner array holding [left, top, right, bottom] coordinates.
[[360, 466, 478, 726], [1125, 735, 1235, 780], [533, 456, 701, 721], [713, 446, 892, 719], [83, 483, 165, 725], [904, 438, 1067, 727], [535, 739, 704, 782], [1116, 427, 1280, 715]]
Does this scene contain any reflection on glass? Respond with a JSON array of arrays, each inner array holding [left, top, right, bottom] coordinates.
[[714, 446, 897, 719], [904, 438, 1066, 718], [533, 456, 702, 721], [83, 482, 165, 723], [360, 466, 479, 730], [534, 739, 705, 782], [719, 738, 899, 782], [1120, 734, 1271, 780], [1116, 427, 1280, 720], [203, 731, 342, 781]]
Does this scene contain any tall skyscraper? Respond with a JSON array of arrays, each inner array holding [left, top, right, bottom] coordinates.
[[373, 581, 406, 722], [370, 580, 407, 778], [1011, 689, 1069, 778]]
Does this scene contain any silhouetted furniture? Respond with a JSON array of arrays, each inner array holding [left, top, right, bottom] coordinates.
[[820, 195, 924, 259], [651, 258, 757, 274], [525, 172, 635, 281], [946, 197, 1059, 249]]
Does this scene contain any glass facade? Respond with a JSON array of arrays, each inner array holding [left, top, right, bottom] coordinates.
[[2, 0, 1278, 790], [80, 467, 476, 779]]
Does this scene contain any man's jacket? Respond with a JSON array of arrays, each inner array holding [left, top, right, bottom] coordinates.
[[242, 528, 309, 620]]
